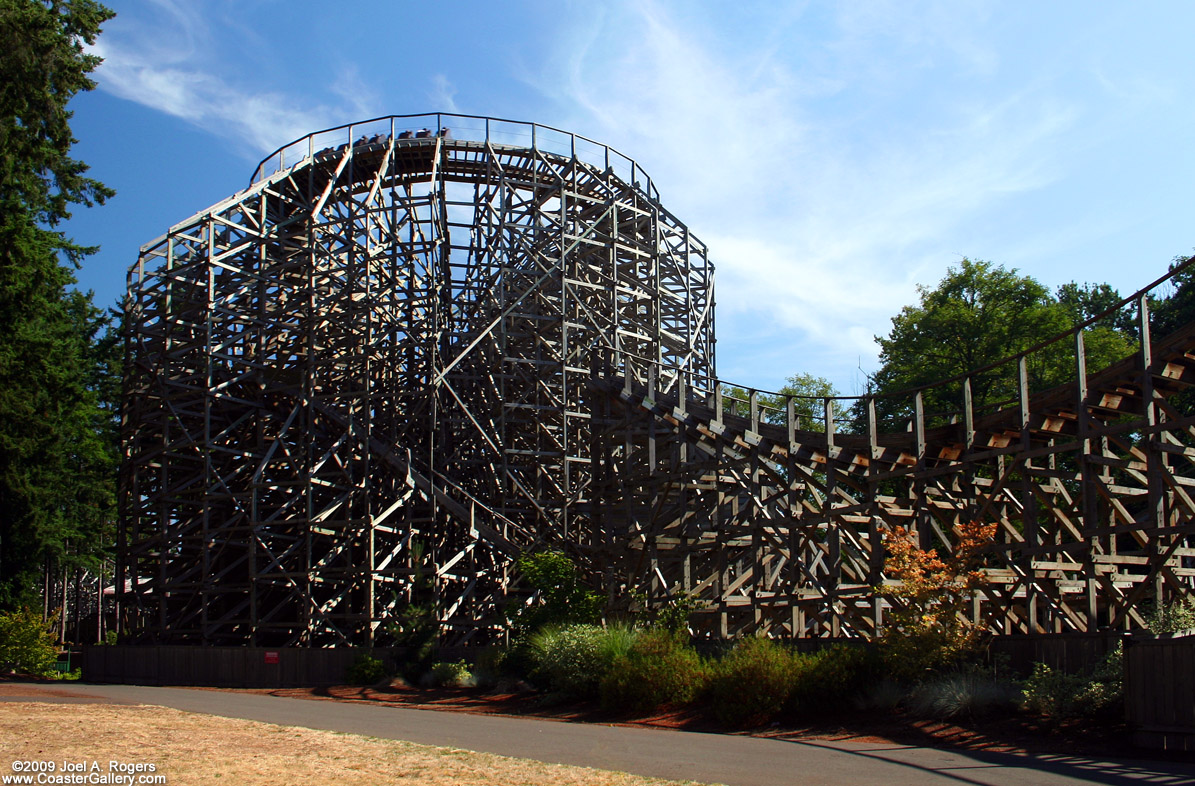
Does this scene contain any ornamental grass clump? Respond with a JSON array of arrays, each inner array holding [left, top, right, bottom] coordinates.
[[709, 637, 796, 727], [907, 672, 1020, 719], [599, 630, 707, 714], [528, 623, 638, 700]]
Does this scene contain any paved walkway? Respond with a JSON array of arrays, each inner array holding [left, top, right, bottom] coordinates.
[[6, 682, 1195, 786]]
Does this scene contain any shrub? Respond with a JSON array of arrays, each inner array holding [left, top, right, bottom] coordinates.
[[529, 623, 637, 699], [0, 608, 58, 677], [788, 644, 877, 714], [1021, 662, 1084, 717], [600, 630, 707, 714], [877, 522, 994, 681], [386, 541, 440, 679], [1147, 598, 1195, 634], [429, 660, 474, 688], [529, 625, 599, 696], [854, 680, 907, 713], [507, 552, 603, 642], [652, 591, 706, 638], [1021, 644, 1123, 719], [709, 637, 795, 727], [346, 652, 387, 685], [470, 646, 509, 687], [907, 672, 1019, 719]]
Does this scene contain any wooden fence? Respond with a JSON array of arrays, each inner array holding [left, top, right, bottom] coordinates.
[[784, 631, 1126, 675], [1125, 632, 1195, 751], [988, 631, 1127, 675], [81, 645, 411, 688]]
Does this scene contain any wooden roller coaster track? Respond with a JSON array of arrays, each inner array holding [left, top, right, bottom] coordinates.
[[120, 112, 1195, 646]]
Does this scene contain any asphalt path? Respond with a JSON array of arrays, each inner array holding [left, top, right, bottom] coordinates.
[[7, 682, 1195, 786]]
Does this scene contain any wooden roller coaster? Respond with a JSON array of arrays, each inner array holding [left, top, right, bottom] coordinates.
[[120, 112, 1195, 647]]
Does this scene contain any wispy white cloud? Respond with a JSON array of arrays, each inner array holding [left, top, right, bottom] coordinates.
[[330, 65, 382, 123], [429, 74, 460, 114], [90, 38, 334, 154], [86, 1, 368, 156], [537, 0, 1078, 390]]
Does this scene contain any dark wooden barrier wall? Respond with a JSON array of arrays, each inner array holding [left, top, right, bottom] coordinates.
[[988, 631, 1127, 674], [1125, 633, 1195, 751], [81, 646, 408, 688]]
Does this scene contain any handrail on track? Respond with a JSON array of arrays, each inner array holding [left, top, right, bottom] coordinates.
[[250, 111, 659, 202], [613, 253, 1195, 433]]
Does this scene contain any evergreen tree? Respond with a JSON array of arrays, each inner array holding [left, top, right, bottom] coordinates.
[[0, 0, 116, 610]]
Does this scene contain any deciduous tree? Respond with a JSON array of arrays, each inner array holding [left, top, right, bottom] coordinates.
[[864, 259, 1132, 430]]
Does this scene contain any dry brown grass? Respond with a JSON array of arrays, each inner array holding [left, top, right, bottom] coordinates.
[[0, 702, 714, 786]]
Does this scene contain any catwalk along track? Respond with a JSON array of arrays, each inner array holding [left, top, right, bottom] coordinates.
[[121, 112, 1195, 646]]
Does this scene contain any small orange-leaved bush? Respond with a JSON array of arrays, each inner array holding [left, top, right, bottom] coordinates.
[[879, 521, 995, 681]]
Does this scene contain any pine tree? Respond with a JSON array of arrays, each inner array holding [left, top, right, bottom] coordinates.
[[0, 0, 116, 610]]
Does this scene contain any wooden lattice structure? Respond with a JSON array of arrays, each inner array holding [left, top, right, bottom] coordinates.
[[121, 113, 1195, 646], [120, 114, 713, 645], [598, 289, 1195, 639]]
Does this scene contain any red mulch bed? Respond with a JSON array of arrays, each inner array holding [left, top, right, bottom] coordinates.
[[230, 681, 1173, 761]]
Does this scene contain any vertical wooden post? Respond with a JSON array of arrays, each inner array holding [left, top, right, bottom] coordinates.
[[914, 391, 929, 551], [825, 397, 840, 636], [1139, 294, 1166, 611], [1075, 330, 1098, 630], [868, 397, 883, 633], [1017, 356, 1039, 633]]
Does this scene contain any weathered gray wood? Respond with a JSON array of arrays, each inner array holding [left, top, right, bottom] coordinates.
[[122, 113, 1195, 648]]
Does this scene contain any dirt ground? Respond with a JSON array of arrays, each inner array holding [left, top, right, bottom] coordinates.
[[0, 686, 713, 786]]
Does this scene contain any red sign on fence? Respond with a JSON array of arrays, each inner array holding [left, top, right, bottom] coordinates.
[[264, 651, 279, 665]]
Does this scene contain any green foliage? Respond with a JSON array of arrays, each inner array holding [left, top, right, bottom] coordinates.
[[508, 551, 603, 640], [1021, 644, 1123, 719], [648, 591, 705, 638], [386, 541, 440, 677], [1150, 253, 1195, 338], [1146, 597, 1195, 634], [1021, 663, 1087, 718], [0, 0, 118, 610], [906, 672, 1020, 719], [863, 259, 1133, 430], [345, 652, 387, 685], [388, 601, 437, 673], [709, 637, 795, 727], [1056, 281, 1135, 334], [0, 607, 58, 676], [469, 646, 509, 687], [428, 660, 473, 688], [723, 374, 841, 431], [600, 630, 708, 714], [788, 644, 878, 712], [528, 623, 638, 699]]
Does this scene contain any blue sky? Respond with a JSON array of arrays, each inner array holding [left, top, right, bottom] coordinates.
[[67, 0, 1195, 396]]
